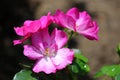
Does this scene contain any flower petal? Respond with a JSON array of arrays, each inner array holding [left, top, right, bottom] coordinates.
[[40, 12, 52, 29], [33, 57, 56, 74], [51, 48, 74, 70], [13, 33, 31, 45], [24, 20, 33, 26], [79, 21, 99, 40], [53, 10, 76, 31], [14, 27, 24, 36], [14, 20, 33, 36], [23, 45, 43, 60], [51, 28, 68, 49], [26, 19, 41, 34], [76, 11, 91, 31], [13, 39, 22, 45], [13, 13, 52, 45], [31, 28, 51, 49], [67, 7, 79, 20]]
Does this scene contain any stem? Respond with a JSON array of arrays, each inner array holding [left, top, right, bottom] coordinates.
[[66, 31, 74, 48], [69, 31, 74, 41]]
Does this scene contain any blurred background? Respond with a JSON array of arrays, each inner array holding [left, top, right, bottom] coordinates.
[[0, 0, 120, 80]]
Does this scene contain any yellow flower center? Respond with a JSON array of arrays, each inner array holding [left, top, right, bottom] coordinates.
[[44, 48, 56, 57]]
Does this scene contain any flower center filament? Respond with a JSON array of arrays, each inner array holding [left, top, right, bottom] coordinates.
[[44, 48, 56, 57]]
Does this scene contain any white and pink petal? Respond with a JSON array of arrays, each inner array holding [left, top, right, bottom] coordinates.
[[51, 48, 74, 70], [33, 57, 56, 74], [23, 45, 43, 60], [51, 28, 68, 49]]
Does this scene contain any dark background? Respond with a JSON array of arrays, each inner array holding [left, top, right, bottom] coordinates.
[[0, 0, 120, 80]]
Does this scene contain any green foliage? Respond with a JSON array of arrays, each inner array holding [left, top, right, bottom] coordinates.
[[13, 69, 37, 80], [94, 44, 120, 80], [115, 74, 120, 80], [73, 49, 88, 63], [116, 44, 120, 57], [68, 49, 90, 76], [95, 65, 120, 79]]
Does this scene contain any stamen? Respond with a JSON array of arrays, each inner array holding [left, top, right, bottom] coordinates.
[[44, 48, 56, 57]]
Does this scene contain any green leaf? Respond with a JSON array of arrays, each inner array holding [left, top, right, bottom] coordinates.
[[13, 69, 37, 80], [95, 65, 120, 78], [73, 49, 88, 63], [75, 59, 90, 74], [116, 44, 120, 57], [115, 74, 120, 80], [69, 64, 79, 73], [68, 49, 90, 75], [68, 58, 90, 75], [68, 49, 90, 76]]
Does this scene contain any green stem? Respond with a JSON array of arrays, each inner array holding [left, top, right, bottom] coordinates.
[[69, 31, 74, 41], [66, 31, 74, 47]]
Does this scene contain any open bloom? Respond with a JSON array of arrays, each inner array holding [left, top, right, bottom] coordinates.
[[53, 7, 99, 40], [23, 28, 74, 74], [13, 12, 52, 45]]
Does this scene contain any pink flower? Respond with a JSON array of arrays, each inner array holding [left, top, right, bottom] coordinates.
[[23, 28, 74, 74], [53, 7, 99, 40], [13, 12, 52, 45]]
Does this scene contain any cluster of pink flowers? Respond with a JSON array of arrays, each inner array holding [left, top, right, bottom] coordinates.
[[13, 7, 99, 74]]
